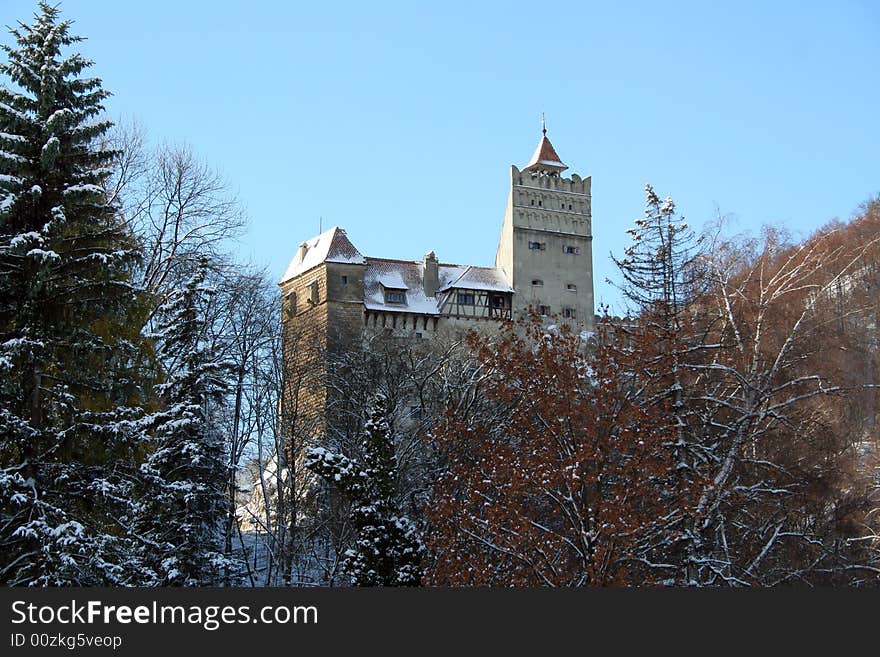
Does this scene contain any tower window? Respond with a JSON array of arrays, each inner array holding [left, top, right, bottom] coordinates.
[[385, 290, 406, 304], [528, 241, 546, 251], [563, 307, 577, 319], [566, 283, 577, 292], [569, 204, 572, 210], [309, 280, 319, 304], [538, 200, 542, 207], [532, 279, 543, 286], [284, 291, 297, 316], [539, 305, 551, 316], [341, 275, 348, 285], [563, 245, 581, 255], [457, 292, 476, 305], [530, 199, 534, 206]]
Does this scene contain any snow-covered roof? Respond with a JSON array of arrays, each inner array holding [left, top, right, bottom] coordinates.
[[280, 226, 365, 283], [375, 268, 409, 290], [439, 265, 514, 293], [281, 227, 512, 315], [525, 133, 567, 172], [363, 259, 512, 315]]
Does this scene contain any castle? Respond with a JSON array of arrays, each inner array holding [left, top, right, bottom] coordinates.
[[278, 127, 594, 433]]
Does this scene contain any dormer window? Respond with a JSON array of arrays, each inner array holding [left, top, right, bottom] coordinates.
[[385, 290, 406, 304]]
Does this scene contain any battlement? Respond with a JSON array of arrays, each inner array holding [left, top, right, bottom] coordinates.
[[510, 164, 590, 196]]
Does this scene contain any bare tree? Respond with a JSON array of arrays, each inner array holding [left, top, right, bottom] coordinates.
[[107, 120, 246, 299]]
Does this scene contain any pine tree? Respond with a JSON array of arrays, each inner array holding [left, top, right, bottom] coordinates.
[[305, 394, 423, 586], [134, 259, 239, 586], [612, 184, 710, 583], [0, 3, 148, 585]]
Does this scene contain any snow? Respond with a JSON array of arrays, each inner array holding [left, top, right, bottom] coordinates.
[[0, 149, 26, 163], [62, 183, 103, 196], [0, 101, 31, 123], [279, 226, 366, 283], [41, 136, 59, 155], [438, 264, 513, 293], [376, 269, 409, 290], [1, 193, 18, 212], [10, 231, 43, 248], [26, 248, 60, 262], [0, 131, 26, 143], [46, 108, 73, 129]]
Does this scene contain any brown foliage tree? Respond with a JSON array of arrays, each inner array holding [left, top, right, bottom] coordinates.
[[424, 316, 702, 586]]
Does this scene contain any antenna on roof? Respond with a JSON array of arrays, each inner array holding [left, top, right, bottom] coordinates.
[[541, 112, 547, 136], [319, 216, 323, 233]]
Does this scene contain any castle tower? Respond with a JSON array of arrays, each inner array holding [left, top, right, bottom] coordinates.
[[495, 124, 595, 330]]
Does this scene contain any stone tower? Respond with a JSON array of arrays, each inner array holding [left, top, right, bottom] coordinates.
[[495, 125, 595, 330]]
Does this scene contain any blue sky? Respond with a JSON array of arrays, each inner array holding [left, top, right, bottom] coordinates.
[[4, 1, 879, 309]]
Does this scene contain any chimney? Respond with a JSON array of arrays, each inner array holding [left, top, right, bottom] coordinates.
[[422, 251, 439, 297], [296, 242, 308, 262]]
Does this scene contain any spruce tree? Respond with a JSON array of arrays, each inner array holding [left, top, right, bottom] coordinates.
[[306, 394, 422, 586], [134, 259, 238, 586], [0, 3, 147, 585], [612, 184, 709, 584]]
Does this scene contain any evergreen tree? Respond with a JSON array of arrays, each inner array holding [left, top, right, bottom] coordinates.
[[134, 259, 239, 586], [0, 3, 147, 585], [305, 394, 422, 586], [612, 184, 710, 583]]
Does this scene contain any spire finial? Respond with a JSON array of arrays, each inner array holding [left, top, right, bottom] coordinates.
[[541, 112, 547, 136]]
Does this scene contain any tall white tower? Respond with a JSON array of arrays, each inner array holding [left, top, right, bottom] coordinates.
[[495, 125, 595, 330]]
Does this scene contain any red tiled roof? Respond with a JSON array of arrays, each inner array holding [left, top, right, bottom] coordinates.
[[525, 134, 567, 171]]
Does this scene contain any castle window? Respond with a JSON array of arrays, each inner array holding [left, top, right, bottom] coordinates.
[[569, 204, 573, 210], [385, 290, 406, 304], [563, 307, 577, 319], [284, 291, 297, 316], [309, 280, 319, 304], [341, 275, 348, 286], [539, 305, 551, 316], [415, 332, 423, 339], [563, 245, 581, 255], [530, 199, 534, 206], [566, 283, 577, 292], [528, 241, 546, 251], [532, 279, 543, 286], [457, 292, 476, 305], [538, 200, 542, 207]]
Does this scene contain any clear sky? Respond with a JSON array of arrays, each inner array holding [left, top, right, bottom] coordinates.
[[4, 0, 879, 310]]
